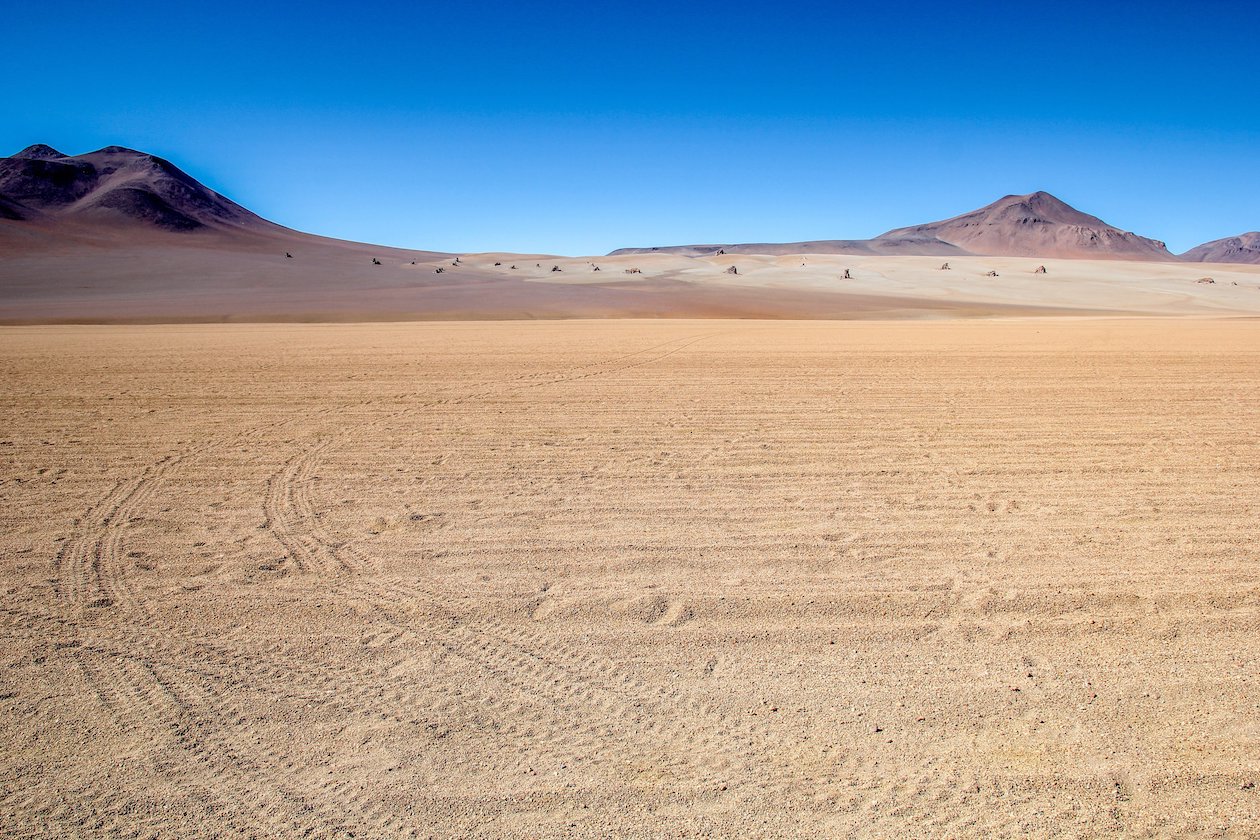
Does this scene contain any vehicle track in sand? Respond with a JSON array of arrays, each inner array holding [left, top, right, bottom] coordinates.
[[33, 331, 781, 834], [10, 320, 1256, 836], [56, 331, 722, 618], [246, 328, 1009, 828]]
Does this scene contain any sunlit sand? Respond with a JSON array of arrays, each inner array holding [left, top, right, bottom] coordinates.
[[3, 319, 1258, 836]]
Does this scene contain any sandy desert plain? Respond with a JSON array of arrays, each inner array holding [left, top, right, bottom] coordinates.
[[1, 312, 1259, 838]]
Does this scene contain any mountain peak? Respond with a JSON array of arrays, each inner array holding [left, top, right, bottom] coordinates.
[[92, 145, 146, 156], [1013, 191, 1075, 210], [1, 142, 271, 233], [13, 144, 67, 160], [876, 192, 1170, 260]]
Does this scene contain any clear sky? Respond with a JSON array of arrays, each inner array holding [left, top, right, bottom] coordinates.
[[5, 0, 1257, 255]]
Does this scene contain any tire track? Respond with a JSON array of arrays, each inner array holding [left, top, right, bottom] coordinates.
[[52, 414, 327, 618], [262, 438, 351, 576], [44, 329, 917, 836], [255, 330, 904, 806], [42, 323, 992, 832], [2, 603, 675, 835], [257, 331, 721, 578], [54, 454, 184, 615], [33, 332, 730, 833], [14, 322, 1253, 836]]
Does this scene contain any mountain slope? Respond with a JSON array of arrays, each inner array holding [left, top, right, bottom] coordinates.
[[875, 191, 1174, 260], [1180, 232, 1260, 264], [0, 194, 33, 221], [0, 144, 270, 232]]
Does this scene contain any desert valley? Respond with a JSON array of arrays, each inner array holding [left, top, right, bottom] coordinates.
[[2, 142, 1259, 838], [1, 144, 1259, 324]]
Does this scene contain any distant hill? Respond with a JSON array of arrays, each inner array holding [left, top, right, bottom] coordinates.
[[875, 191, 1174, 260], [612, 191, 1176, 261], [1180, 232, 1260, 264], [609, 236, 965, 258], [0, 144, 272, 233]]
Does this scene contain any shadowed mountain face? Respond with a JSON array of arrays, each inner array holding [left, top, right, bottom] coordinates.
[[875, 192, 1173, 260], [0, 194, 31, 221], [1181, 232, 1260, 264], [0, 144, 269, 232], [613, 192, 1176, 261]]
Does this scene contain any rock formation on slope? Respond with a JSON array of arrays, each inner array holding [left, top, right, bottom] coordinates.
[[1180, 232, 1260, 264]]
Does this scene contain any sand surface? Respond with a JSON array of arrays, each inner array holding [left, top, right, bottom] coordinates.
[[2, 319, 1259, 837], [4, 230, 1260, 322]]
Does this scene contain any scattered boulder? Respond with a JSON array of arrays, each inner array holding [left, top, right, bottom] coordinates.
[[435, 267, 445, 274], [842, 268, 851, 279], [1197, 277, 1215, 284], [285, 252, 292, 259], [371, 258, 381, 265], [726, 266, 738, 275], [494, 261, 501, 266], [716, 248, 726, 255], [624, 268, 642, 274], [1034, 265, 1047, 274], [940, 262, 951, 270], [551, 265, 562, 272], [985, 270, 999, 277], [593, 266, 601, 272]]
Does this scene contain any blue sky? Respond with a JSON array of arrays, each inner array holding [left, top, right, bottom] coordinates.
[[5, 0, 1257, 254]]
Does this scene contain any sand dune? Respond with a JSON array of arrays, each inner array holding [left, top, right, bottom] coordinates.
[[3, 319, 1259, 836]]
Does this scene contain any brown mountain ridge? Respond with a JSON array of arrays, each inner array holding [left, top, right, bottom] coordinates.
[[1180, 232, 1260, 264], [615, 191, 1178, 261], [1, 144, 1253, 265], [875, 191, 1174, 260]]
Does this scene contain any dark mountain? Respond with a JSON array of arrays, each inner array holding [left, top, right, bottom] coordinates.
[[13, 144, 68, 161], [0, 194, 34, 221], [0, 144, 270, 232]]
